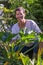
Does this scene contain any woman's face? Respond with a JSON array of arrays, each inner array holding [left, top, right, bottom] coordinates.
[[16, 10, 25, 22]]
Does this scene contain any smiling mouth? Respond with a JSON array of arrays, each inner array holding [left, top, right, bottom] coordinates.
[[19, 16, 23, 19]]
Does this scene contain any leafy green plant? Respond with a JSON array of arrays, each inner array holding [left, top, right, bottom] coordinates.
[[0, 41, 32, 65], [0, 29, 43, 65]]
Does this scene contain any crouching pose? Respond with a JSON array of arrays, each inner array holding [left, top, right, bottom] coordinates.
[[11, 7, 41, 65]]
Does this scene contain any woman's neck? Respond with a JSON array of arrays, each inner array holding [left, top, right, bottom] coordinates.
[[18, 19, 26, 28]]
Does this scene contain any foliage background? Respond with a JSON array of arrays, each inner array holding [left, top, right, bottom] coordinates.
[[0, 0, 43, 32], [8, 0, 43, 31], [0, 0, 43, 65]]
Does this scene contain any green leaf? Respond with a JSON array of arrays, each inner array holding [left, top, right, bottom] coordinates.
[[20, 53, 31, 65]]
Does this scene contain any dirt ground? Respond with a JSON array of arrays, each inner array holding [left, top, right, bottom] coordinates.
[[39, 42, 43, 50], [38, 42, 43, 56]]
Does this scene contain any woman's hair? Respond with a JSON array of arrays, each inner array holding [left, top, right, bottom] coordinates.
[[15, 7, 26, 13]]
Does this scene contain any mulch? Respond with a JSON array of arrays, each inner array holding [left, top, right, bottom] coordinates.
[[39, 42, 43, 50]]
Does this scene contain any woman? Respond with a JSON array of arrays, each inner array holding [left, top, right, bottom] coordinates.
[[12, 7, 41, 60]]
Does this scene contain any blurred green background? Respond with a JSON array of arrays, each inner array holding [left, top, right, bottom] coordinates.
[[0, 0, 43, 32]]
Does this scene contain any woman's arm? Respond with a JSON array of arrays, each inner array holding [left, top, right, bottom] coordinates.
[[31, 20, 41, 33]]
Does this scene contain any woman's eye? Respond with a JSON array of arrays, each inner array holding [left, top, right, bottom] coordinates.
[[16, 14, 19, 15], [20, 13, 22, 15]]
